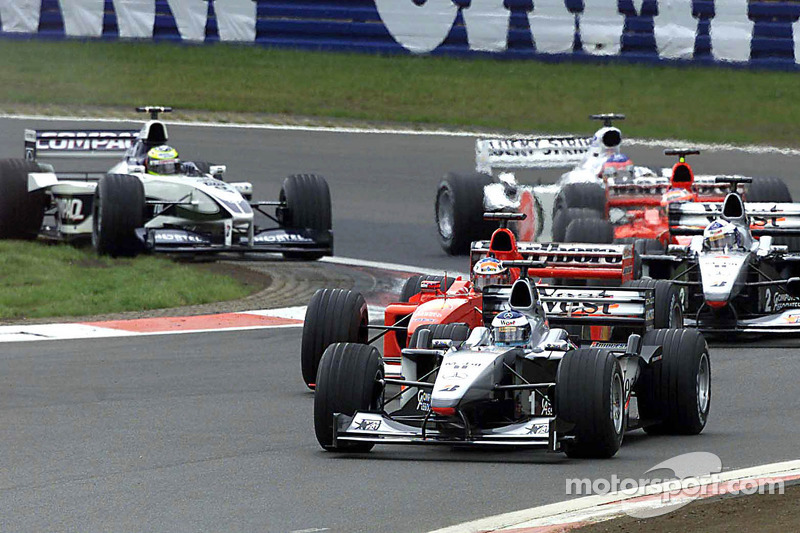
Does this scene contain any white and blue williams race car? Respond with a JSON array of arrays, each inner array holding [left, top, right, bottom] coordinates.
[[312, 266, 711, 459], [0, 106, 332, 259]]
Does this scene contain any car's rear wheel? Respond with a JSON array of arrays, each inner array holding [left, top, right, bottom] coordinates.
[[314, 343, 384, 452], [552, 207, 602, 243], [301, 288, 368, 389], [553, 182, 606, 216], [623, 279, 683, 329], [747, 177, 800, 251], [0, 158, 47, 240], [556, 348, 625, 458], [564, 217, 615, 244], [92, 174, 145, 257], [280, 174, 331, 260], [637, 329, 711, 435], [435, 172, 494, 255]]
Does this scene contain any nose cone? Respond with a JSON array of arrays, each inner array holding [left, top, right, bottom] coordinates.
[[699, 253, 749, 307]]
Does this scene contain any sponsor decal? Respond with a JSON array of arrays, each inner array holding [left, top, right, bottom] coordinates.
[[36, 131, 136, 152], [416, 390, 431, 412], [526, 422, 549, 435], [55, 196, 92, 223], [590, 342, 627, 348], [253, 232, 314, 244], [354, 418, 382, 431], [438, 384, 460, 392], [154, 232, 209, 244], [485, 137, 592, 158], [522, 243, 623, 265]]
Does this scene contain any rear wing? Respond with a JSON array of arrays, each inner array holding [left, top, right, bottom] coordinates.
[[668, 202, 800, 235], [475, 136, 592, 174], [471, 241, 635, 282], [25, 129, 138, 160], [606, 175, 738, 209], [482, 285, 655, 328]]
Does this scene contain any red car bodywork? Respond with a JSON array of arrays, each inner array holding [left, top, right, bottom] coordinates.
[[382, 227, 636, 364], [609, 160, 726, 245]]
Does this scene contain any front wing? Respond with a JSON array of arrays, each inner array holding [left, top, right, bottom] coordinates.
[[687, 308, 800, 334], [334, 412, 567, 451], [138, 227, 333, 255]]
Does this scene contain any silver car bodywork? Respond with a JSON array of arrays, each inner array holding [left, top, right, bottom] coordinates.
[[333, 278, 661, 451], [644, 188, 800, 334]]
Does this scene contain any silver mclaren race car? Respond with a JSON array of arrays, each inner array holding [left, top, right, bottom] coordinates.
[[642, 177, 800, 335], [0, 106, 332, 259], [312, 267, 711, 459]]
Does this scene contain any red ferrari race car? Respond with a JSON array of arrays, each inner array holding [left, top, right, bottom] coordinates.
[[300, 214, 681, 388], [554, 149, 796, 253]]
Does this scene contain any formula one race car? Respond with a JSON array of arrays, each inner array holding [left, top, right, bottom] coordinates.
[[640, 177, 800, 335], [0, 106, 332, 259], [558, 149, 795, 252], [433, 114, 783, 255], [311, 270, 710, 459], [300, 214, 684, 389], [435, 114, 654, 254]]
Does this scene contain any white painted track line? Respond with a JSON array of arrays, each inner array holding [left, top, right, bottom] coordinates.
[[429, 459, 800, 533], [2, 113, 800, 156]]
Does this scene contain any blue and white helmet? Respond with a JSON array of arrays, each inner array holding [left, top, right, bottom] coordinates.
[[703, 219, 741, 251], [491, 310, 531, 347]]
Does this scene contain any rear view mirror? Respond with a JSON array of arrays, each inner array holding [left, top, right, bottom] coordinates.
[[786, 277, 800, 297]]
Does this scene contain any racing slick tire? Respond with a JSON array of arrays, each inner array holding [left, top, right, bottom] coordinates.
[[92, 174, 145, 257], [399, 274, 456, 302], [553, 182, 606, 217], [746, 176, 792, 203], [564, 217, 615, 244], [622, 278, 683, 329], [409, 323, 471, 349], [435, 172, 495, 255], [0, 159, 47, 240], [280, 174, 332, 260], [301, 288, 369, 389], [747, 177, 800, 251], [556, 348, 625, 459], [314, 343, 384, 452], [637, 329, 711, 435], [552, 207, 603, 242]]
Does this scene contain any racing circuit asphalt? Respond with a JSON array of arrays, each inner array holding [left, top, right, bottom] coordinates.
[[1, 117, 800, 532]]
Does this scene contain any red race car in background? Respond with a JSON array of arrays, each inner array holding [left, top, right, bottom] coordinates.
[[555, 149, 795, 253], [299, 213, 681, 388]]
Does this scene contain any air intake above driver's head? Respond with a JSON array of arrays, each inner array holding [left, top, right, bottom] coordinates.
[[145, 122, 168, 145], [509, 279, 534, 311], [722, 193, 744, 220], [490, 229, 514, 252], [601, 129, 622, 148]]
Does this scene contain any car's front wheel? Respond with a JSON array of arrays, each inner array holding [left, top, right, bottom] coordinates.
[[92, 173, 144, 257], [314, 343, 384, 452]]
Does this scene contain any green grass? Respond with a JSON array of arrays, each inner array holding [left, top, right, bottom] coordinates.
[[0, 241, 251, 320], [1, 39, 799, 145]]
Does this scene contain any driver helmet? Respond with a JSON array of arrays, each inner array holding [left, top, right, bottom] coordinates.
[[601, 154, 634, 181], [472, 257, 509, 293], [661, 187, 695, 207], [703, 219, 741, 251], [491, 310, 531, 347], [146, 145, 181, 175]]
